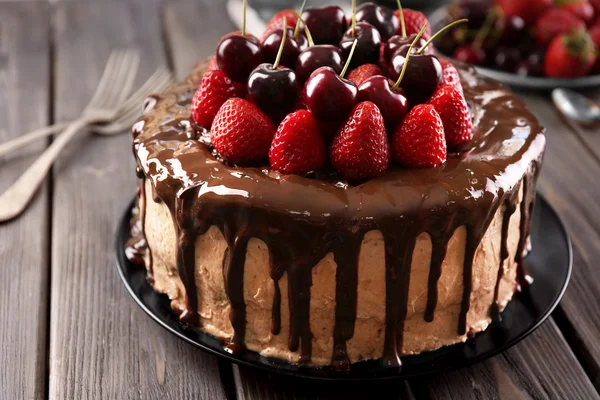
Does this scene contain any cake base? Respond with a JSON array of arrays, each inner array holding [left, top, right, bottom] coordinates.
[[135, 180, 523, 366], [117, 193, 572, 378]]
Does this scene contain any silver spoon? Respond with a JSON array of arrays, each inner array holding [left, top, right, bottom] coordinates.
[[552, 88, 600, 126]]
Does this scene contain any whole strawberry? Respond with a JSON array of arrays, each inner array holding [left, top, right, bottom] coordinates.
[[347, 64, 383, 86], [428, 85, 472, 147], [392, 104, 446, 168], [207, 55, 219, 71], [590, 25, 600, 47], [191, 70, 245, 129], [591, 26, 600, 73], [330, 102, 390, 180], [269, 110, 326, 175], [394, 9, 432, 40], [544, 29, 597, 77], [534, 9, 585, 46], [591, 0, 600, 16], [496, 0, 552, 24], [556, 0, 595, 25], [439, 58, 463, 94], [211, 98, 276, 165], [262, 9, 298, 41]]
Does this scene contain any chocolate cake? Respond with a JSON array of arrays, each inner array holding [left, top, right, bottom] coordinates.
[[126, 3, 545, 369]]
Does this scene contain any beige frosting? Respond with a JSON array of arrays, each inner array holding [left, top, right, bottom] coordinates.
[[141, 179, 523, 365]]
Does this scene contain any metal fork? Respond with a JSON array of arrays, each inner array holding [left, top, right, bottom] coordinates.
[[0, 66, 171, 158], [0, 49, 140, 222]]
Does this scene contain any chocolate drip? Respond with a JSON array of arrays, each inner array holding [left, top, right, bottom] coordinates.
[[222, 229, 249, 347], [458, 199, 500, 336], [131, 59, 546, 367], [515, 168, 539, 291], [331, 233, 364, 369], [125, 174, 153, 279], [271, 279, 282, 335], [382, 227, 417, 367], [424, 216, 456, 323], [491, 193, 518, 318], [173, 189, 199, 325]]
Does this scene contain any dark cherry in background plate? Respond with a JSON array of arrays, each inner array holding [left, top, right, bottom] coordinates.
[[115, 194, 571, 380], [429, 6, 600, 91]]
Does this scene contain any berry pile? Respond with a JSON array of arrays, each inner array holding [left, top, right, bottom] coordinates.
[[191, 1, 474, 181], [437, 0, 600, 78]]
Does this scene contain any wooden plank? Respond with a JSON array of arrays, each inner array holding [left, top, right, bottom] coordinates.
[[520, 92, 600, 390], [48, 1, 226, 399], [412, 320, 599, 400], [0, 3, 50, 400], [163, 0, 237, 81]]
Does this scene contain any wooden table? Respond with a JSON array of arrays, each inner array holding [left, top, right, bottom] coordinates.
[[1, 1, 599, 398]]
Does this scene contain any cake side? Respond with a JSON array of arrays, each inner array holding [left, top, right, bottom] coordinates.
[[141, 179, 526, 365]]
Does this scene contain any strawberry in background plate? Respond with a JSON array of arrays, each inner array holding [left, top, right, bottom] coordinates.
[[495, 0, 552, 24], [534, 9, 585, 45], [591, 0, 600, 15], [556, 0, 596, 25], [544, 29, 597, 77]]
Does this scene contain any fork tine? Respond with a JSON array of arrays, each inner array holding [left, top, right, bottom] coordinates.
[[85, 50, 122, 111], [114, 49, 141, 104], [93, 49, 134, 110], [117, 67, 171, 111], [90, 50, 130, 110], [98, 49, 140, 109], [118, 73, 173, 120], [93, 71, 174, 135]]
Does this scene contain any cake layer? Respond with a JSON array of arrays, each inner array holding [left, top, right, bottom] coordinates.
[[140, 179, 524, 365], [130, 60, 545, 367]]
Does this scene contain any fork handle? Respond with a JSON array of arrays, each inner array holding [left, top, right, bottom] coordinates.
[[0, 119, 88, 222], [0, 122, 70, 158]]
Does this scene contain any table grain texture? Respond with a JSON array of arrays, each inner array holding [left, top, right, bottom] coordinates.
[[0, 1, 599, 399]]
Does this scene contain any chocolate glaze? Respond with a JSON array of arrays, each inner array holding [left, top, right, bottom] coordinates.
[[128, 59, 545, 368]]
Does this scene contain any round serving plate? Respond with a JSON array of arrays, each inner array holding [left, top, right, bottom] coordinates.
[[428, 6, 600, 91], [115, 194, 572, 380]]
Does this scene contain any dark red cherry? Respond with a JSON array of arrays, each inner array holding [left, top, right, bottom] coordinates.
[[357, 75, 408, 126], [388, 46, 442, 104], [493, 46, 521, 72], [515, 60, 543, 77], [355, 2, 399, 41], [295, 45, 343, 82], [340, 22, 382, 67], [384, 33, 428, 62], [248, 63, 298, 120], [452, 45, 485, 65], [501, 16, 525, 44], [262, 27, 307, 67], [302, 6, 348, 45], [305, 66, 358, 121], [216, 34, 263, 82]]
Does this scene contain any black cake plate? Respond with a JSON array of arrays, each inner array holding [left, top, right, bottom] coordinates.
[[115, 194, 572, 380]]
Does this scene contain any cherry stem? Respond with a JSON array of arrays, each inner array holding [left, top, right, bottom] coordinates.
[[417, 18, 468, 54], [242, 0, 247, 36], [295, 11, 314, 47], [273, 17, 286, 69], [293, 0, 306, 38], [396, 0, 406, 39], [392, 24, 427, 91], [473, 7, 498, 49], [351, 0, 357, 36], [340, 39, 357, 79]]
